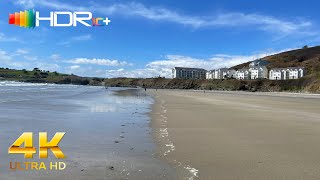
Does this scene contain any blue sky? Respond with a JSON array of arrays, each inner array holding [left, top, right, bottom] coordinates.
[[0, 0, 319, 77]]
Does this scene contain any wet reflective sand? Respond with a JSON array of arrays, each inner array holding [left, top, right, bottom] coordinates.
[[0, 82, 175, 180]]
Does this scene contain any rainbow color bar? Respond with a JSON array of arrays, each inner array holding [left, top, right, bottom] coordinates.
[[9, 10, 35, 28]]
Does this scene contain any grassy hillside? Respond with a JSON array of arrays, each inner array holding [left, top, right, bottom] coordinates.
[[0, 68, 104, 85], [233, 46, 320, 76]]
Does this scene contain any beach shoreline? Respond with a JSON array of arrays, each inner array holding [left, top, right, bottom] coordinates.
[[0, 83, 175, 180], [149, 89, 320, 179]]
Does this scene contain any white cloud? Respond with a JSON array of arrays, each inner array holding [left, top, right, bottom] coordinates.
[[57, 41, 71, 46], [0, 49, 26, 68], [71, 34, 92, 41], [70, 65, 80, 70], [67, 58, 132, 66], [0, 33, 21, 42], [103, 49, 294, 78], [0, 49, 13, 61], [64, 66, 96, 76], [57, 34, 92, 46], [23, 56, 38, 61], [14, 1, 315, 36], [0, 49, 60, 71], [50, 54, 61, 60], [15, 49, 29, 55]]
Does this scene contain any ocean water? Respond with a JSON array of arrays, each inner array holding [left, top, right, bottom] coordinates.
[[0, 81, 175, 180]]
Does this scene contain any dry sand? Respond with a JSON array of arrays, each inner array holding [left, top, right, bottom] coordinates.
[[150, 90, 320, 180]]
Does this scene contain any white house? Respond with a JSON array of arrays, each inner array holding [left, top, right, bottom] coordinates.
[[206, 68, 236, 79], [236, 68, 250, 80], [287, 67, 305, 79], [269, 68, 286, 80], [227, 69, 237, 79], [172, 67, 207, 79], [250, 66, 268, 79], [206, 70, 214, 79], [216, 68, 228, 79], [213, 70, 219, 79], [269, 67, 305, 80]]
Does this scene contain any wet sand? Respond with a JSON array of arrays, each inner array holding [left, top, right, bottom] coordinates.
[[150, 89, 320, 180], [0, 83, 175, 180]]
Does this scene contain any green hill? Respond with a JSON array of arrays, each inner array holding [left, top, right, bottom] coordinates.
[[0, 68, 103, 86], [233, 46, 320, 75]]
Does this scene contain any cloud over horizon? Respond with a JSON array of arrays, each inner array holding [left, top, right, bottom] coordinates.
[[67, 58, 132, 67], [103, 49, 293, 78], [0, 46, 296, 78]]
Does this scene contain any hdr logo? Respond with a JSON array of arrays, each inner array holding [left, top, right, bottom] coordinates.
[[9, 10, 111, 28]]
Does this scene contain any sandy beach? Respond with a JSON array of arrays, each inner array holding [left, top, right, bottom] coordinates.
[[0, 82, 175, 180], [150, 90, 320, 180]]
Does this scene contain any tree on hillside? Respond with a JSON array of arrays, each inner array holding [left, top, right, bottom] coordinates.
[[303, 45, 309, 49]]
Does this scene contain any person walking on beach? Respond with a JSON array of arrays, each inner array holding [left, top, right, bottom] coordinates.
[[142, 83, 147, 91]]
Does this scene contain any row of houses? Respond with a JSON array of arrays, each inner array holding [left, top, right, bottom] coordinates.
[[172, 60, 306, 80], [269, 67, 305, 80]]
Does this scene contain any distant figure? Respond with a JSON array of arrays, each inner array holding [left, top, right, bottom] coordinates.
[[145, 88, 147, 91], [204, 90, 206, 93]]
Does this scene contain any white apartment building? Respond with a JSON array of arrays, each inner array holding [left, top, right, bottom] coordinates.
[[269, 67, 305, 80], [218, 68, 229, 79], [206, 68, 236, 79], [236, 68, 251, 80], [250, 66, 268, 79], [213, 70, 219, 79], [206, 70, 214, 79], [172, 67, 207, 79]]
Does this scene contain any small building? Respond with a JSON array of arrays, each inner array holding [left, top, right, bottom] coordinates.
[[269, 68, 286, 80], [206, 69, 217, 79], [226, 69, 237, 79], [269, 67, 305, 80], [216, 68, 229, 79], [206, 68, 236, 79], [250, 66, 268, 79], [236, 68, 251, 80], [206, 70, 215, 79], [287, 67, 305, 79], [172, 67, 207, 79]]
